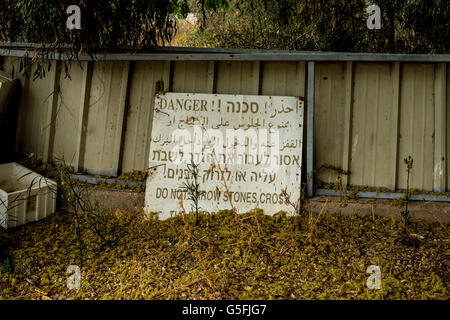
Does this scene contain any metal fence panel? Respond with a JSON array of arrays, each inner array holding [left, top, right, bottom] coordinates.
[[2, 56, 448, 193], [447, 64, 450, 190], [216, 61, 259, 95], [313, 62, 347, 185], [121, 61, 171, 173], [172, 61, 214, 93], [52, 62, 90, 169], [350, 63, 396, 189], [397, 63, 435, 191], [83, 61, 129, 176], [16, 61, 58, 161], [261, 62, 305, 97]]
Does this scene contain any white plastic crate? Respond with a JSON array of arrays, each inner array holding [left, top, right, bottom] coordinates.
[[0, 163, 57, 228]]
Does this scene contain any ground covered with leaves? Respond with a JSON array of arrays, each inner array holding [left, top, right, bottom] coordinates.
[[0, 209, 448, 300]]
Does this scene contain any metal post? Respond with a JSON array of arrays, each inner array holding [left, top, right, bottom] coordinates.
[[306, 61, 315, 198]]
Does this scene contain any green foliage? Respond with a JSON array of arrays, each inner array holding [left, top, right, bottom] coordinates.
[[0, 209, 448, 299], [183, 0, 449, 54], [53, 158, 128, 266], [0, 257, 13, 275], [0, 0, 229, 79], [0, 1, 184, 50], [0, 0, 181, 79], [0, 1, 232, 51], [0, 231, 11, 274], [179, 160, 206, 224]]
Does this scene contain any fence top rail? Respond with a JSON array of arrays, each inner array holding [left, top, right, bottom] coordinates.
[[0, 43, 448, 62]]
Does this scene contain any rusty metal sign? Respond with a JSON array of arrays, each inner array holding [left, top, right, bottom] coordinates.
[[145, 92, 303, 219]]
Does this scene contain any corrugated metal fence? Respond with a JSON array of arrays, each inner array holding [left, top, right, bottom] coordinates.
[[315, 61, 448, 193], [2, 53, 449, 194]]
